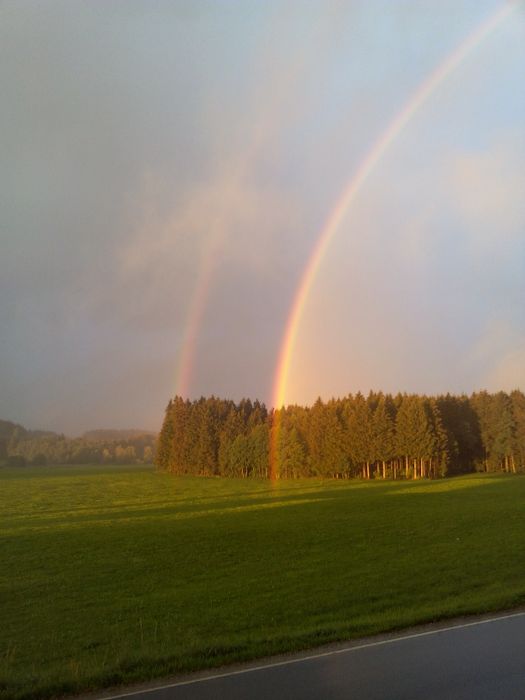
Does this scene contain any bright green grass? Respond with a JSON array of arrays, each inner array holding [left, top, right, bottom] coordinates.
[[1, 466, 524, 699]]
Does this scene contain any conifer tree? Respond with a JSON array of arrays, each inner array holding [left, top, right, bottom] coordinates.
[[195, 400, 219, 475], [156, 400, 174, 470], [218, 404, 244, 475], [322, 402, 348, 477], [427, 398, 452, 477], [371, 395, 395, 478], [249, 422, 270, 477], [277, 425, 307, 478], [347, 392, 372, 478], [510, 390, 525, 472], [154, 389, 525, 480], [306, 398, 327, 475], [470, 391, 494, 471], [166, 397, 189, 473], [491, 392, 515, 472], [436, 394, 478, 474], [227, 434, 251, 477], [395, 395, 434, 478]]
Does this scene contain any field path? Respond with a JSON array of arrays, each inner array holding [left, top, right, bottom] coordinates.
[[94, 609, 525, 700]]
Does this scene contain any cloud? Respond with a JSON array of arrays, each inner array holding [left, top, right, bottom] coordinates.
[[281, 129, 525, 406], [470, 318, 525, 392], [487, 344, 525, 392], [114, 161, 304, 329], [449, 134, 525, 250]]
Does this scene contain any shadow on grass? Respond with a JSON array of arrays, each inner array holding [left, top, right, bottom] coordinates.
[[4, 474, 521, 537]]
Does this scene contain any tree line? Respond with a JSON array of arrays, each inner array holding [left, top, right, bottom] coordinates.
[[156, 391, 525, 479], [0, 420, 156, 467]]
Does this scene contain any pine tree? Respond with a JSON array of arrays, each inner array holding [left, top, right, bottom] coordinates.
[[436, 394, 478, 474], [170, 396, 191, 474], [347, 393, 372, 478], [306, 398, 326, 475], [154, 389, 523, 481], [322, 402, 348, 477], [426, 399, 450, 478], [510, 390, 525, 472], [394, 395, 413, 478], [277, 425, 307, 478], [218, 404, 244, 475], [227, 434, 251, 477], [249, 423, 270, 478], [371, 395, 395, 478], [156, 400, 174, 470], [470, 391, 494, 472], [491, 392, 515, 472], [196, 400, 219, 475]]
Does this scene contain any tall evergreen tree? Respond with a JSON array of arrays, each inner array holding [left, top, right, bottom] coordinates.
[[218, 404, 244, 475], [371, 395, 395, 478], [152, 390, 525, 480], [156, 400, 173, 470], [491, 392, 515, 472], [195, 401, 219, 475], [249, 423, 270, 477], [347, 393, 373, 478], [277, 425, 307, 479], [510, 390, 525, 472]]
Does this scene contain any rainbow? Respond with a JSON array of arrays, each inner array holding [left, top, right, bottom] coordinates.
[[174, 250, 216, 398], [272, 1, 517, 413], [173, 24, 318, 399]]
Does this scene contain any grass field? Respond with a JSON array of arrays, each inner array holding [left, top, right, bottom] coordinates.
[[1, 466, 524, 699]]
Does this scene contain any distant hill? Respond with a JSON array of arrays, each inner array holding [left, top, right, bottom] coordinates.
[[28, 429, 61, 439], [0, 420, 157, 466], [82, 429, 157, 441], [0, 419, 27, 441], [0, 420, 157, 467], [0, 421, 157, 443], [0, 420, 60, 440], [0, 420, 61, 461]]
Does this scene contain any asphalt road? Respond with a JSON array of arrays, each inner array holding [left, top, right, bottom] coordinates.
[[101, 611, 525, 700]]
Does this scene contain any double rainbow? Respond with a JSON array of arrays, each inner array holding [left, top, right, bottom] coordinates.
[[272, 1, 517, 410], [173, 2, 517, 415]]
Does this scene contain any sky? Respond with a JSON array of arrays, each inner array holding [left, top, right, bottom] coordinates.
[[1, 1, 524, 435]]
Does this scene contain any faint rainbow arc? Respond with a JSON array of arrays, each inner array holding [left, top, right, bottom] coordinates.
[[173, 10, 325, 399], [174, 252, 216, 398], [272, 1, 517, 411], [173, 5, 370, 400]]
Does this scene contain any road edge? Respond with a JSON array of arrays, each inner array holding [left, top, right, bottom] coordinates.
[[72, 604, 525, 700]]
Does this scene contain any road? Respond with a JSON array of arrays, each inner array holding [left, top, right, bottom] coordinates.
[[100, 611, 525, 700]]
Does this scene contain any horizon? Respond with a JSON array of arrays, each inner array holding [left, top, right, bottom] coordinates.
[[4, 385, 524, 440]]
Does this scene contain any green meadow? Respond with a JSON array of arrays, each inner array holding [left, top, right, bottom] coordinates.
[[1, 466, 524, 700]]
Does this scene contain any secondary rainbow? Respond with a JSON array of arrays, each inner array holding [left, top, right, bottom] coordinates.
[[174, 251, 216, 398], [173, 25, 322, 399], [272, 1, 517, 411]]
